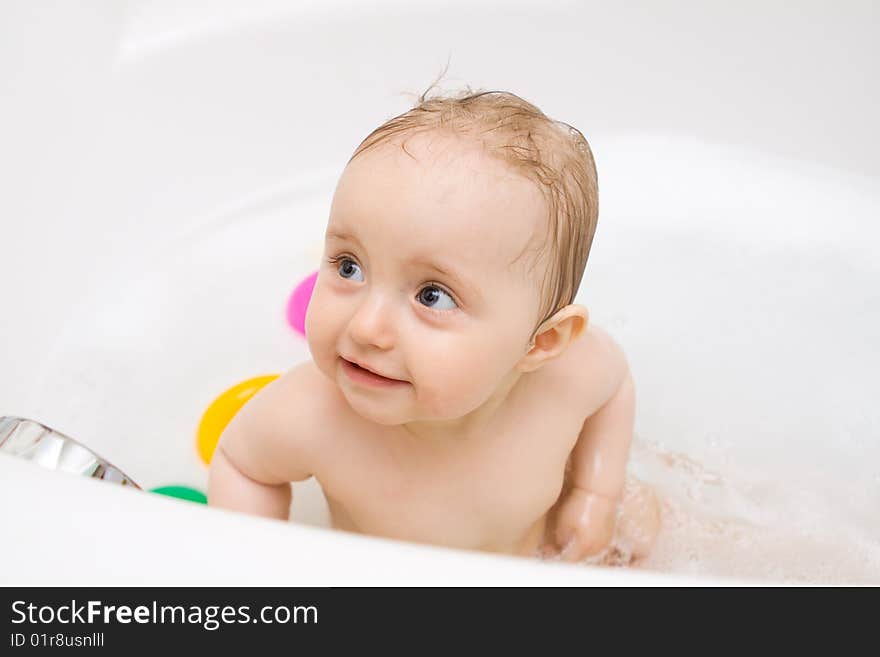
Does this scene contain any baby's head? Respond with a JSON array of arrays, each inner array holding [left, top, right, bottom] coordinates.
[[306, 85, 598, 430]]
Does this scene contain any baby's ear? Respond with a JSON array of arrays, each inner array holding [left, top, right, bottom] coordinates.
[[516, 304, 589, 373]]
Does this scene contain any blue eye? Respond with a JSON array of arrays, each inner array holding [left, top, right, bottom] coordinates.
[[334, 257, 364, 282], [418, 285, 457, 311], [329, 255, 458, 313]]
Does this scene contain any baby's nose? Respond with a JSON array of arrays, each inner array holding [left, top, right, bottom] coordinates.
[[348, 291, 396, 350]]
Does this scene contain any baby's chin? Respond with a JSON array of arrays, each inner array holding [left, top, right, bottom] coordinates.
[[333, 378, 412, 425], [340, 395, 411, 426]]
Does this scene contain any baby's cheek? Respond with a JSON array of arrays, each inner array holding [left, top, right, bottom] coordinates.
[[419, 353, 494, 416], [304, 290, 335, 359], [304, 282, 335, 333], [303, 302, 321, 349], [417, 386, 467, 419]]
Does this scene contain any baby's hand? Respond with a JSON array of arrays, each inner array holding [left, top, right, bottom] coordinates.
[[542, 486, 617, 562]]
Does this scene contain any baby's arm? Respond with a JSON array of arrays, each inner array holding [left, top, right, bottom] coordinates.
[[209, 445, 292, 520], [207, 371, 314, 521], [544, 327, 636, 560], [569, 367, 634, 503]]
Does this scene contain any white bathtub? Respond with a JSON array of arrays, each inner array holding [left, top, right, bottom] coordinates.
[[1, 0, 877, 585]]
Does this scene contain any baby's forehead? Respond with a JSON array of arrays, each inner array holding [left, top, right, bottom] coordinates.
[[337, 132, 548, 273]]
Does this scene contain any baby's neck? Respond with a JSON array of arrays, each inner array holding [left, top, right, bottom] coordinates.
[[398, 368, 524, 444]]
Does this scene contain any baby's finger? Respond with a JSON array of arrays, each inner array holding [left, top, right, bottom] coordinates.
[[558, 535, 587, 562], [559, 530, 613, 563], [539, 544, 559, 560], [538, 532, 572, 561], [557, 521, 599, 562]]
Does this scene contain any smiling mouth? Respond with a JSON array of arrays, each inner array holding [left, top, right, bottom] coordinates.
[[352, 360, 386, 377], [341, 358, 408, 386]]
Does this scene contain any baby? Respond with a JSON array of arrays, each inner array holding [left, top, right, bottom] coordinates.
[[208, 85, 660, 564]]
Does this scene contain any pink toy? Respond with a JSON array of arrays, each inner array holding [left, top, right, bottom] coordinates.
[[286, 270, 318, 336]]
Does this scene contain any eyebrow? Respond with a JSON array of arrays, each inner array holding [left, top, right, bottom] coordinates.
[[326, 229, 481, 303], [326, 229, 363, 248]]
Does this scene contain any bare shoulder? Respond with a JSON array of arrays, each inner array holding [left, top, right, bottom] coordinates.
[[216, 360, 337, 484], [555, 322, 632, 418]]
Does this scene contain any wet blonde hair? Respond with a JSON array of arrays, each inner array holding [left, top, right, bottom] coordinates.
[[347, 77, 599, 345]]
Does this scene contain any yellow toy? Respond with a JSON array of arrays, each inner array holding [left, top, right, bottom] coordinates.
[[196, 375, 279, 465]]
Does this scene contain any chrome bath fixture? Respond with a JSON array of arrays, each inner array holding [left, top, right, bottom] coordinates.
[[0, 416, 140, 488]]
